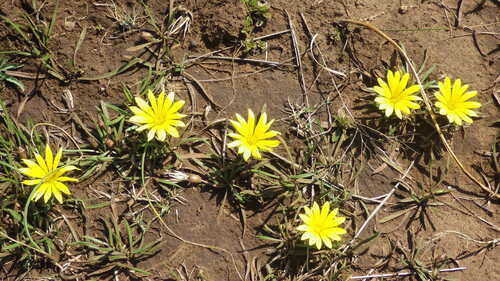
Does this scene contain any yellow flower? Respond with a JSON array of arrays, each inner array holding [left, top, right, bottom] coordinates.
[[19, 144, 78, 204], [373, 70, 422, 119], [227, 109, 280, 161], [297, 202, 346, 250], [129, 90, 186, 141], [434, 77, 481, 125]]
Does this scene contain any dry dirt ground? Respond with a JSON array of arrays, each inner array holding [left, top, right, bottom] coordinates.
[[0, 0, 499, 281]]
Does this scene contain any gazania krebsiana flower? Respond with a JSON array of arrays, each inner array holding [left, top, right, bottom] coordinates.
[[129, 90, 186, 141], [19, 144, 78, 204], [373, 70, 422, 119], [434, 77, 481, 125], [227, 109, 280, 161], [297, 202, 346, 250]]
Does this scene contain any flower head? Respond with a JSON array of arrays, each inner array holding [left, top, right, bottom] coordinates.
[[19, 144, 78, 204], [434, 77, 481, 125], [129, 90, 186, 141], [373, 70, 422, 119], [227, 109, 280, 161], [297, 202, 346, 250]]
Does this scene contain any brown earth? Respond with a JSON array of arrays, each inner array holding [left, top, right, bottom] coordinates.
[[0, 0, 499, 280]]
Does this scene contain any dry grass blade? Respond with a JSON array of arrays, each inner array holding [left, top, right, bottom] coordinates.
[[183, 71, 222, 110], [351, 266, 467, 279], [285, 10, 308, 105]]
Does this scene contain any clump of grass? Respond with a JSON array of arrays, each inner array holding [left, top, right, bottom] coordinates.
[[0, 57, 25, 92], [240, 0, 271, 54], [0, 1, 70, 81]]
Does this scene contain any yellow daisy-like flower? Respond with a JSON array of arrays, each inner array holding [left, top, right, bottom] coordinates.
[[297, 202, 346, 250], [373, 70, 422, 119], [19, 144, 78, 204], [129, 90, 187, 141], [434, 77, 481, 125], [227, 109, 280, 161]]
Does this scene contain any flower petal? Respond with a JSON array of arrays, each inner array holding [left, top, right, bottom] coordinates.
[[45, 145, 53, 171], [147, 89, 158, 112]]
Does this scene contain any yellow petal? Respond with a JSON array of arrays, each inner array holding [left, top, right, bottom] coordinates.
[[168, 100, 185, 115], [171, 120, 186, 127], [243, 149, 251, 161], [395, 108, 403, 119], [22, 179, 41, 185], [227, 140, 242, 148], [304, 206, 312, 216], [299, 214, 311, 224], [35, 153, 48, 173], [157, 91, 166, 113], [53, 148, 62, 170], [247, 109, 256, 135], [45, 144, 53, 171], [398, 73, 410, 94], [401, 85, 421, 96], [129, 106, 148, 117], [55, 181, 71, 195], [460, 91, 477, 102], [320, 202, 331, 218], [157, 128, 167, 141], [147, 128, 156, 141], [43, 183, 53, 203], [165, 92, 175, 109], [322, 236, 333, 248], [251, 148, 262, 159], [296, 224, 309, 232], [19, 162, 45, 178], [463, 101, 481, 109], [315, 237, 322, 249], [147, 89, 158, 112], [130, 115, 149, 123], [58, 165, 79, 173], [385, 106, 394, 117], [57, 176, 78, 182], [377, 78, 391, 97], [166, 126, 180, 138], [257, 140, 280, 150], [135, 97, 154, 116], [452, 79, 462, 100], [136, 124, 153, 132], [52, 186, 63, 204], [254, 112, 268, 136], [33, 183, 49, 201]]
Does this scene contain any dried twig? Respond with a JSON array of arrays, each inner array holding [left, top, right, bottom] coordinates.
[[352, 161, 414, 241], [285, 10, 308, 105], [182, 71, 221, 110], [188, 55, 295, 67], [185, 29, 291, 64], [351, 267, 467, 279]]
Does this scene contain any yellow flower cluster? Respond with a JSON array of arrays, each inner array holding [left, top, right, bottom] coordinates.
[[373, 70, 481, 125], [128, 90, 281, 161], [19, 91, 284, 204]]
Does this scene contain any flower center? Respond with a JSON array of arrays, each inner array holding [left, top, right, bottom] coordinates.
[[445, 97, 459, 110], [44, 170, 59, 183], [153, 113, 169, 126], [310, 219, 329, 235], [388, 89, 404, 104], [246, 134, 258, 146]]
